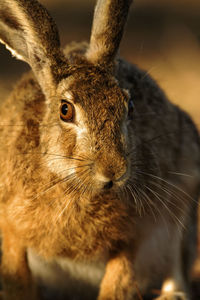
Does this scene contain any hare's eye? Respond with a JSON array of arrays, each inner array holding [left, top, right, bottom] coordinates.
[[60, 100, 74, 122], [128, 98, 134, 118]]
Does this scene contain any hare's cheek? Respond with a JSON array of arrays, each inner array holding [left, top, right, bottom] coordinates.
[[73, 125, 90, 154], [45, 142, 75, 176], [75, 126, 88, 142], [42, 126, 77, 177]]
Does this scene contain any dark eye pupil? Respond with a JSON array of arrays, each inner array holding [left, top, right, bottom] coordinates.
[[62, 104, 68, 115], [128, 99, 134, 118], [128, 99, 133, 111]]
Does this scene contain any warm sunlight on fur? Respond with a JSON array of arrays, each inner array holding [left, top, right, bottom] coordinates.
[[0, 0, 200, 300]]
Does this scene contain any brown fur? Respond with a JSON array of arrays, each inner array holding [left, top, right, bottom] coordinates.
[[0, 0, 200, 299]]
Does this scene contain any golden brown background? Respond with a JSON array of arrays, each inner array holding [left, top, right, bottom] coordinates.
[[0, 0, 200, 293]]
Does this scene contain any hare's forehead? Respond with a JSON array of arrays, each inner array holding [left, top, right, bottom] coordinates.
[[57, 76, 128, 113]]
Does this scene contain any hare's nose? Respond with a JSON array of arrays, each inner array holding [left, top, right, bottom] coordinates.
[[103, 180, 113, 190], [95, 167, 127, 190], [94, 151, 128, 188], [95, 173, 114, 190]]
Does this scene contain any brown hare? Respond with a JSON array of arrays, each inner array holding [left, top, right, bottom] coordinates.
[[0, 0, 199, 299]]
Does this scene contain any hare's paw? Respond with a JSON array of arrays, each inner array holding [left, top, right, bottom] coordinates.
[[155, 291, 186, 300]]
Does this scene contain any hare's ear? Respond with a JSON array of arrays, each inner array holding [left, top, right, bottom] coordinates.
[[0, 0, 65, 96], [86, 0, 132, 65]]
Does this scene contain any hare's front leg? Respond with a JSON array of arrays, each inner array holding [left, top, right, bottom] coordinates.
[[98, 252, 138, 300], [1, 229, 38, 300]]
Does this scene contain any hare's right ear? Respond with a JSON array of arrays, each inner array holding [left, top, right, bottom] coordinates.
[[0, 0, 65, 96], [86, 0, 132, 65]]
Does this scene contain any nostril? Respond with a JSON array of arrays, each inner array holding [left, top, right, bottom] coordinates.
[[103, 180, 113, 190]]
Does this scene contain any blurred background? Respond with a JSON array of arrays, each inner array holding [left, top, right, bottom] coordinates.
[[0, 0, 200, 296]]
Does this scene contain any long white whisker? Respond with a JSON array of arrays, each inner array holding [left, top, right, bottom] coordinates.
[[144, 185, 185, 230], [135, 185, 157, 221], [137, 171, 197, 203], [168, 171, 194, 178], [149, 180, 188, 214], [32, 172, 77, 202]]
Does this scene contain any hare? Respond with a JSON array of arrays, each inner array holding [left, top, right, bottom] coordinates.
[[0, 0, 199, 299]]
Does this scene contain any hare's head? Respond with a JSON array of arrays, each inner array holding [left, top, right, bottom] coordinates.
[[0, 0, 133, 196]]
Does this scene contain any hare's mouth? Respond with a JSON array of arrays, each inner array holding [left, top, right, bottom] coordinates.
[[94, 171, 129, 192], [56, 165, 129, 199]]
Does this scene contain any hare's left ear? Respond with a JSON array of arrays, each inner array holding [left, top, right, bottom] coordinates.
[[0, 0, 65, 96], [86, 0, 132, 65]]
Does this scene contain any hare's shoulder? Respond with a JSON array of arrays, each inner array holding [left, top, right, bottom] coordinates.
[[0, 72, 45, 160], [1, 71, 45, 124]]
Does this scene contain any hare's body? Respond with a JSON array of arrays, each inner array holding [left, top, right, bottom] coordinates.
[[0, 56, 199, 299], [0, 0, 199, 300]]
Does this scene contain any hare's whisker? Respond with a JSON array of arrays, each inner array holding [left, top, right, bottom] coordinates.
[[55, 197, 74, 224], [137, 171, 197, 203], [167, 171, 194, 178], [33, 167, 89, 203], [137, 184, 171, 236], [144, 185, 185, 230], [80, 170, 92, 196], [62, 169, 89, 195], [127, 182, 146, 216], [135, 184, 157, 220], [54, 169, 91, 223], [17, 151, 87, 162], [149, 180, 188, 213], [32, 173, 76, 202], [126, 184, 139, 211]]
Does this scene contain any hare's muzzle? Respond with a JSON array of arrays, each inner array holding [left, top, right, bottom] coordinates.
[[94, 153, 128, 190]]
